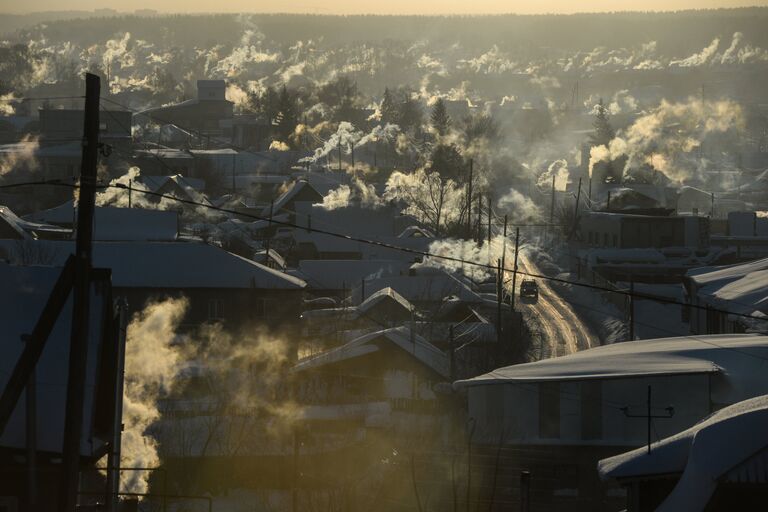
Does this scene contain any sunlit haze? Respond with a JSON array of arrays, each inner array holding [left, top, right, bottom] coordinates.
[[5, 0, 768, 14]]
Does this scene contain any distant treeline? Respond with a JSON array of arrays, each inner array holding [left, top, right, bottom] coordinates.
[[5, 8, 768, 54]]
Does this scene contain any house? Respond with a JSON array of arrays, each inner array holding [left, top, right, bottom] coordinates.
[[684, 258, 768, 334], [299, 287, 416, 350], [263, 180, 324, 218], [0, 239, 307, 332], [24, 205, 178, 241], [453, 334, 768, 511], [579, 211, 709, 250], [0, 261, 123, 510], [349, 268, 484, 310], [708, 211, 768, 260], [293, 326, 450, 430], [0, 205, 70, 241], [138, 174, 211, 206], [290, 259, 412, 298], [599, 394, 768, 511], [138, 80, 234, 139], [38, 107, 132, 149]]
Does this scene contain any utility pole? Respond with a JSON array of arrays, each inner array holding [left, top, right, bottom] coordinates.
[[231, 152, 236, 194], [59, 72, 100, 512], [501, 215, 508, 284], [621, 385, 674, 455], [350, 143, 355, 177], [127, 179, 132, 208], [487, 193, 492, 245], [24, 335, 37, 512], [510, 227, 520, 312], [467, 159, 473, 239], [449, 325, 455, 381], [106, 301, 128, 512], [628, 279, 635, 341], [606, 191, 611, 212], [549, 174, 556, 242], [476, 195, 482, 243], [569, 177, 582, 241], [338, 138, 342, 173], [496, 258, 502, 342]]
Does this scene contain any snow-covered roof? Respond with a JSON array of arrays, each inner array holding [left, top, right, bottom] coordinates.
[[262, 180, 321, 216], [357, 287, 414, 316], [599, 394, 768, 511], [352, 272, 484, 305], [293, 326, 449, 378], [23, 200, 76, 225], [398, 226, 435, 239], [293, 259, 410, 290], [686, 258, 768, 317], [0, 205, 69, 239], [25, 205, 179, 241], [454, 334, 768, 387], [0, 240, 305, 290], [140, 174, 205, 192], [95, 241, 305, 289]]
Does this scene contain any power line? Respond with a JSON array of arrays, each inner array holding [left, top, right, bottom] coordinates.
[[3, 177, 767, 327], [0, 96, 85, 102]]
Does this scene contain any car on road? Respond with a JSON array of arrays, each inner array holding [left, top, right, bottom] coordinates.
[[520, 279, 539, 300]]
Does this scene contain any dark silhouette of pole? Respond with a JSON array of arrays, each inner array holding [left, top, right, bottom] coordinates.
[[520, 470, 530, 512], [621, 385, 674, 455], [487, 194, 492, 245], [231, 152, 236, 194], [628, 279, 635, 341], [496, 259, 502, 342], [510, 228, 520, 312], [466, 159, 474, 239], [24, 334, 37, 512], [569, 177, 582, 241], [106, 302, 128, 512], [60, 72, 100, 512], [549, 175, 556, 241]]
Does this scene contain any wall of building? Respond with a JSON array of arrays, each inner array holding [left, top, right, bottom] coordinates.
[[467, 374, 712, 446]]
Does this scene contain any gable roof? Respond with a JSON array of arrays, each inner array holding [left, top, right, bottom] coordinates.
[[454, 334, 768, 387], [599, 394, 768, 511], [293, 326, 449, 378], [0, 240, 305, 290], [357, 287, 414, 317], [262, 180, 322, 216], [686, 258, 768, 318]]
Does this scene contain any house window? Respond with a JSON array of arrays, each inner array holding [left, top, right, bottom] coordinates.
[[581, 381, 602, 440], [538, 382, 560, 439], [207, 299, 224, 321]]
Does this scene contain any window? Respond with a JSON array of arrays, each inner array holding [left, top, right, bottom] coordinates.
[[603, 233, 609, 247], [581, 381, 602, 440], [207, 299, 224, 321], [539, 382, 560, 439], [612, 234, 618, 247]]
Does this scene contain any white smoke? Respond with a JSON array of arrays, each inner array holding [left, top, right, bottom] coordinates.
[[320, 178, 383, 210], [120, 297, 187, 494], [496, 188, 541, 223], [588, 98, 744, 183], [537, 159, 569, 192]]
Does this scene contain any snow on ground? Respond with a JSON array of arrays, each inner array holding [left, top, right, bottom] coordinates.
[[527, 244, 627, 346]]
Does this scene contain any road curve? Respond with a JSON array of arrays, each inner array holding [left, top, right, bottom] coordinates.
[[508, 250, 594, 360]]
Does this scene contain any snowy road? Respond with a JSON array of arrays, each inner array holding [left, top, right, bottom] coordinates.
[[509, 251, 594, 359]]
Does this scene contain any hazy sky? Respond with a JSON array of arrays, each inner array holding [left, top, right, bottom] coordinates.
[[5, 0, 768, 15]]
